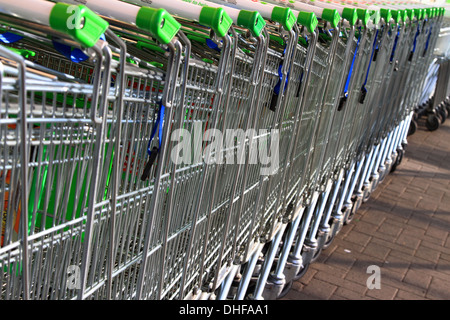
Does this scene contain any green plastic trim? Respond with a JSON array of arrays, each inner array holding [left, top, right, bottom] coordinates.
[[49, 3, 108, 48], [356, 8, 370, 26], [199, 7, 233, 38], [136, 40, 166, 54], [269, 34, 285, 46], [297, 11, 318, 34], [136, 7, 181, 44], [370, 10, 381, 25], [322, 8, 340, 29], [425, 8, 431, 19], [342, 7, 358, 26], [413, 8, 423, 20], [390, 9, 401, 23], [405, 9, 414, 21], [271, 6, 296, 31], [6, 47, 36, 59], [432, 7, 437, 18], [400, 10, 407, 23], [237, 10, 266, 37], [186, 33, 205, 42], [380, 8, 392, 23]]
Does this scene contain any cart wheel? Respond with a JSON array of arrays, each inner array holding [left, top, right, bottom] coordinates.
[[408, 119, 417, 136], [310, 246, 323, 263], [345, 200, 358, 225], [439, 107, 447, 123], [426, 114, 440, 131], [276, 280, 293, 299], [293, 262, 310, 281], [322, 230, 336, 250], [436, 111, 443, 123], [362, 183, 372, 203], [391, 149, 404, 173]]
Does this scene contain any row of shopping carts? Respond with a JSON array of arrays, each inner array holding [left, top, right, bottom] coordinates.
[[0, 0, 446, 300], [410, 22, 450, 133]]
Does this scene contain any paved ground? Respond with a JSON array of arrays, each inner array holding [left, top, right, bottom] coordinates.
[[282, 118, 450, 300]]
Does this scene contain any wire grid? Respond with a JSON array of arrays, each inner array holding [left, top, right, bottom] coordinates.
[[357, 25, 398, 156], [321, 33, 358, 177], [309, 36, 349, 190], [335, 28, 376, 169], [283, 37, 328, 208], [0, 38, 117, 300]]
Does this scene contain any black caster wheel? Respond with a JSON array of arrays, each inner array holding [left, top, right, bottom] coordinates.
[[441, 105, 448, 121], [293, 262, 310, 281], [276, 280, 293, 299], [440, 107, 448, 123], [426, 114, 440, 131], [408, 119, 417, 136], [390, 149, 404, 173]]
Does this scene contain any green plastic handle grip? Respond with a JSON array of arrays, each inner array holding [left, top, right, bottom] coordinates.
[[136, 7, 181, 44], [297, 11, 318, 34], [342, 7, 358, 26], [199, 7, 233, 38], [271, 6, 296, 31], [356, 8, 371, 27], [380, 8, 392, 23], [405, 9, 414, 21], [322, 9, 341, 30], [371, 9, 381, 25], [413, 8, 423, 20], [237, 10, 266, 37], [390, 9, 402, 24], [49, 3, 109, 48]]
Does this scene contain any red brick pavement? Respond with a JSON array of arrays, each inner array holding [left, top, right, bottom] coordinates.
[[282, 119, 450, 300]]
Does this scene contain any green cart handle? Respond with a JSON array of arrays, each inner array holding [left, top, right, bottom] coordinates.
[[201, 0, 297, 31], [48, 0, 182, 44], [261, 0, 341, 30], [156, 0, 267, 37], [127, 0, 235, 38], [0, 0, 108, 47]]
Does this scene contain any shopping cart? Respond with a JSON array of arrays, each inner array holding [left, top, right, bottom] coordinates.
[[376, 8, 436, 173], [0, 0, 118, 300], [307, 6, 380, 249], [361, 6, 438, 201], [261, 4, 363, 299], [0, 0, 445, 301], [248, 4, 342, 300], [339, 7, 398, 224], [411, 8, 448, 131], [125, 0, 296, 300], [292, 4, 361, 266], [350, 7, 409, 213], [0, 0, 193, 300]]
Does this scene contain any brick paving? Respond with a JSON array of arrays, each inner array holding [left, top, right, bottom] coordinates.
[[282, 119, 450, 300]]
